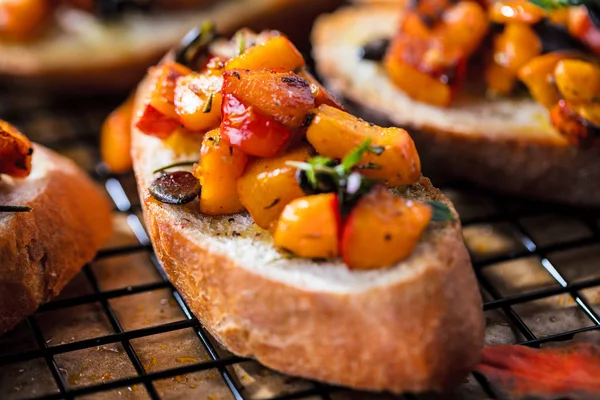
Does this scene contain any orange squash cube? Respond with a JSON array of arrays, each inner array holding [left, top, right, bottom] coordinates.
[[224, 35, 305, 71], [195, 129, 248, 215], [148, 62, 192, 119], [174, 72, 223, 133], [0, 0, 48, 39], [238, 145, 312, 230], [273, 193, 341, 259], [0, 120, 32, 178], [488, 0, 546, 24], [341, 186, 432, 270], [492, 22, 542, 74], [101, 96, 134, 173], [306, 105, 421, 187], [554, 59, 600, 104]]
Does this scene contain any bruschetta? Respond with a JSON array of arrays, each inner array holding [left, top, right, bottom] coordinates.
[[121, 27, 484, 393], [312, 0, 600, 206], [0, 0, 342, 92], [0, 121, 112, 334]]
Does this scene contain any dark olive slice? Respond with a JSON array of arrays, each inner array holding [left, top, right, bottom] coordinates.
[[149, 171, 201, 204], [360, 38, 390, 62], [533, 19, 589, 54]]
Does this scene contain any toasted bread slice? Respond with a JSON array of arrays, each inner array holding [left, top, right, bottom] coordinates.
[[131, 64, 484, 393], [312, 5, 600, 207], [0, 145, 112, 334], [0, 0, 342, 93]]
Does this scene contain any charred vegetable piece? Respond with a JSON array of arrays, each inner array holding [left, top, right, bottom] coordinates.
[[238, 145, 312, 230], [195, 129, 248, 215], [222, 69, 315, 129], [273, 193, 341, 259], [554, 59, 600, 103], [550, 99, 600, 145], [0, 121, 33, 178], [518, 51, 579, 107], [220, 94, 293, 158], [147, 62, 192, 119], [0, 205, 31, 212], [174, 72, 223, 132], [489, 0, 547, 24], [224, 35, 305, 71], [340, 185, 433, 270], [306, 105, 421, 187], [101, 95, 134, 173], [149, 171, 201, 204], [0, 0, 48, 40], [297, 69, 346, 110]]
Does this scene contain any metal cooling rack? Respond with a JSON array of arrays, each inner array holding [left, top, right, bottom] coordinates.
[[1, 84, 600, 400]]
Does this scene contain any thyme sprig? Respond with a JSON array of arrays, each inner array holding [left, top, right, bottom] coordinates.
[[153, 161, 197, 174]]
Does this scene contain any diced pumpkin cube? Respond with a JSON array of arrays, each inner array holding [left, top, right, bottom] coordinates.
[[195, 129, 248, 215], [554, 59, 600, 104], [341, 186, 432, 270], [220, 94, 293, 158], [485, 60, 516, 96], [222, 69, 315, 129], [224, 35, 305, 71], [306, 105, 421, 187], [238, 145, 312, 230], [297, 69, 346, 110], [492, 22, 541, 74], [438, 1, 489, 56], [148, 62, 192, 119], [0, 0, 48, 39], [273, 193, 341, 259], [488, 0, 546, 24], [174, 72, 223, 133], [101, 95, 134, 173], [517, 52, 577, 108]]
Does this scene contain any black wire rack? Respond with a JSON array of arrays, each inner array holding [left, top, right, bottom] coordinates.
[[1, 81, 600, 400]]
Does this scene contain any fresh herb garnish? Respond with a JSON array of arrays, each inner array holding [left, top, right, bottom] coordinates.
[[429, 201, 455, 221], [0, 205, 32, 213], [153, 161, 197, 174], [235, 30, 246, 57], [202, 93, 214, 113]]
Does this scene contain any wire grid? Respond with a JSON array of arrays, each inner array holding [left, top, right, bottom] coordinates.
[[1, 87, 600, 400]]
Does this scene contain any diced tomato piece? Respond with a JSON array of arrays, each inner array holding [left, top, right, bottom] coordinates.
[[569, 7, 600, 55], [220, 94, 293, 158], [135, 104, 181, 139], [222, 69, 315, 129]]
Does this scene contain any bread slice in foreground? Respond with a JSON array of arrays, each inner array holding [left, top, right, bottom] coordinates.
[[0, 0, 342, 93], [131, 70, 484, 393], [312, 5, 600, 207], [0, 145, 112, 334]]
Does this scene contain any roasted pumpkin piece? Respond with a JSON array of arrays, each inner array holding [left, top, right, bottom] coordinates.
[[224, 35, 305, 71], [0, 0, 48, 40], [220, 94, 293, 158], [306, 105, 421, 187], [147, 62, 192, 119], [554, 59, 600, 104], [195, 129, 248, 215], [485, 60, 517, 95], [101, 95, 134, 173], [273, 193, 341, 259], [492, 22, 542, 74], [488, 0, 547, 24], [135, 104, 181, 139], [575, 103, 600, 127], [297, 69, 346, 110], [0, 121, 33, 178], [222, 70, 315, 129], [518, 52, 578, 108], [174, 72, 223, 132], [238, 145, 312, 230], [340, 185, 432, 270], [438, 1, 489, 56]]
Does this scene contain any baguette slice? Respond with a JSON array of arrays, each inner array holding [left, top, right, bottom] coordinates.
[[0, 0, 342, 93], [312, 5, 600, 207], [131, 65, 485, 393], [0, 145, 112, 334]]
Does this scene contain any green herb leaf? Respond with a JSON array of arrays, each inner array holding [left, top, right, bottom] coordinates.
[[202, 93, 214, 113], [429, 201, 455, 221], [153, 161, 197, 174], [0, 205, 32, 212], [340, 138, 373, 172], [235, 30, 246, 57]]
